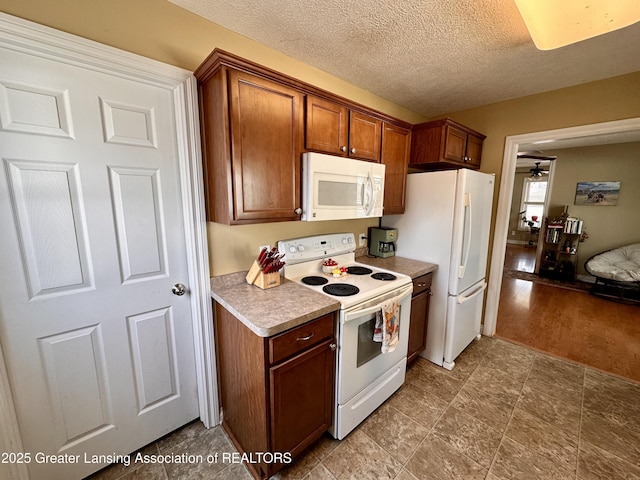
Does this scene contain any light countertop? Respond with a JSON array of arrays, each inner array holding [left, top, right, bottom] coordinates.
[[210, 272, 340, 337], [210, 256, 436, 338]]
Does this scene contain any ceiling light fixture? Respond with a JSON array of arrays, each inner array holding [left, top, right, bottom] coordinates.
[[514, 0, 640, 50]]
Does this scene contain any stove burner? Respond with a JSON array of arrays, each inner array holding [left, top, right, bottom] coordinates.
[[302, 276, 329, 286], [346, 266, 373, 276], [371, 272, 397, 281], [323, 283, 360, 297]]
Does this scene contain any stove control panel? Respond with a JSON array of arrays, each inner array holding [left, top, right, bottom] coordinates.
[[278, 233, 356, 264]]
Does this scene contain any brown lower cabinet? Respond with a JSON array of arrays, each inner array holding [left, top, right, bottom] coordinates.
[[214, 301, 336, 479], [407, 273, 432, 364]]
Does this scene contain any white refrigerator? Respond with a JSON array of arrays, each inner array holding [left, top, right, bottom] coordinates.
[[383, 169, 494, 369]]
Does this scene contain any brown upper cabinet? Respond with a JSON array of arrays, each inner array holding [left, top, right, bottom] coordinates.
[[196, 65, 304, 224], [380, 123, 411, 215], [410, 118, 486, 171], [195, 49, 412, 224], [305, 95, 382, 162]]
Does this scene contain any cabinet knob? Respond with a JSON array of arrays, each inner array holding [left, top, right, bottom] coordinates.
[[340, 146, 347, 152], [350, 147, 356, 154], [330, 343, 337, 351], [294, 207, 302, 215]]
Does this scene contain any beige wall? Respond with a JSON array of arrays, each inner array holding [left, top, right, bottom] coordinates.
[[546, 143, 640, 276], [2, 1, 639, 276]]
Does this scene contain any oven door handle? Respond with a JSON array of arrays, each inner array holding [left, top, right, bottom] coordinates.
[[343, 284, 413, 323]]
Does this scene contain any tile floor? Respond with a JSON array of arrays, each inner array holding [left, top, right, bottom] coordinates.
[[89, 336, 640, 480]]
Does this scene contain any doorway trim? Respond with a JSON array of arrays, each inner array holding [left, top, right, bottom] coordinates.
[[484, 116, 640, 336], [0, 12, 217, 478]]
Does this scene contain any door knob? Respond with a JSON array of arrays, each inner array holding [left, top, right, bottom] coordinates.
[[172, 283, 187, 296]]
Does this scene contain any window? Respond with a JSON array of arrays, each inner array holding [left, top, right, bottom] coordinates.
[[519, 178, 547, 230]]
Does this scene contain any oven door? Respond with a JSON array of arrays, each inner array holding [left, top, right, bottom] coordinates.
[[338, 284, 412, 404]]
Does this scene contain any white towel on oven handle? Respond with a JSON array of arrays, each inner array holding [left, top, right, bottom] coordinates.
[[373, 294, 401, 353]]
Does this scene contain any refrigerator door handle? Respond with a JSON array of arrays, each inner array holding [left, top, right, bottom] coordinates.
[[457, 281, 487, 304], [458, 192, 472, 278]]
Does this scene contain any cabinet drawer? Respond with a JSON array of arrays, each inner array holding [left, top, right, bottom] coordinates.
[[269, 314, 334, 365], [412, 273, 433, 296]]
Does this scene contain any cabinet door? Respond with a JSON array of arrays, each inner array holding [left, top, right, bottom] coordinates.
[[349, 111, 382, 162], [381, 123, 411, 214], [305, 95, 349, 155], [443, 125, 467, 164], [408, 290, 430, 364], [465, 134, 483, 168], [228, 70, 303, 222], [270, 339, 334, 458]]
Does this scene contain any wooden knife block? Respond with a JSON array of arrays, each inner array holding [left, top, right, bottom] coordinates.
[[246, 261, 281, 290]]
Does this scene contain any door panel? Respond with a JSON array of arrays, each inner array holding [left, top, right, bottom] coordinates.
[[38, 325, 114, 449], [127, 307, 179, 412], [5, 159, 95, 298], [0, 43, 198, 479], [109, 166, 167, 282]]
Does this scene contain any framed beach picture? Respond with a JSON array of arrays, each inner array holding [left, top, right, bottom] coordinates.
[[574, 181, 621, 206]]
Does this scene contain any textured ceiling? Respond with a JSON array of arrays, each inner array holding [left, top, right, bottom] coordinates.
[[169, 0, 640, 118]]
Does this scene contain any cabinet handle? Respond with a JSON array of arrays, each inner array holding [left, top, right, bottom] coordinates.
[[330, 343, 337, 351], [340, 146, 347, 152], [296, 333, 314, 342], [294, 207, 302, 215], [417, 282, 426, 287], [350, 147, 356, 154]]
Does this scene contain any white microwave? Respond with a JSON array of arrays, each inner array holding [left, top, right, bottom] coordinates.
[[302, 152, 385, 221]]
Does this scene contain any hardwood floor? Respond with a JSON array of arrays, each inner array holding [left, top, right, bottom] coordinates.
[[497, 264, 640, 383], [503, 243, 536, 273]]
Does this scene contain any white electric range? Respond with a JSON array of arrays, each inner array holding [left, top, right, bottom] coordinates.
[[278, 233, 413, 439]]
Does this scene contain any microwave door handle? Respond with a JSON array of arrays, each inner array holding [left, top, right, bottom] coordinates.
[[364, 172, 375, 216]]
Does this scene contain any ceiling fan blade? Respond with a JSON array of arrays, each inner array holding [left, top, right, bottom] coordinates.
[[517, 153, 557, 161]]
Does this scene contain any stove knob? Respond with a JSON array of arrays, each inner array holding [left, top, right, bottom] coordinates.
[[289, 245, 297, 253], [342, 237, 348, 244], [297, 245, 305, 252], [347, 237, 353, 244]]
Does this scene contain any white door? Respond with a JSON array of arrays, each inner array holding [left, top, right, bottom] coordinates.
[[0, 38, 199, 479]]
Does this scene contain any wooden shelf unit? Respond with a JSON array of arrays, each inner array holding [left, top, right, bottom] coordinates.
[[539, 215, 584, 281]]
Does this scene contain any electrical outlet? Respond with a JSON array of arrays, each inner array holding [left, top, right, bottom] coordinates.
[[511, 231, 516, 236], [259, 244, 270, 253], [358, 233, 367, 247]]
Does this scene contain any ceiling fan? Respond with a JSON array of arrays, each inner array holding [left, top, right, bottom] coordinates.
[[528, 161, 549, 177], [517, 151, 557, 177]]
